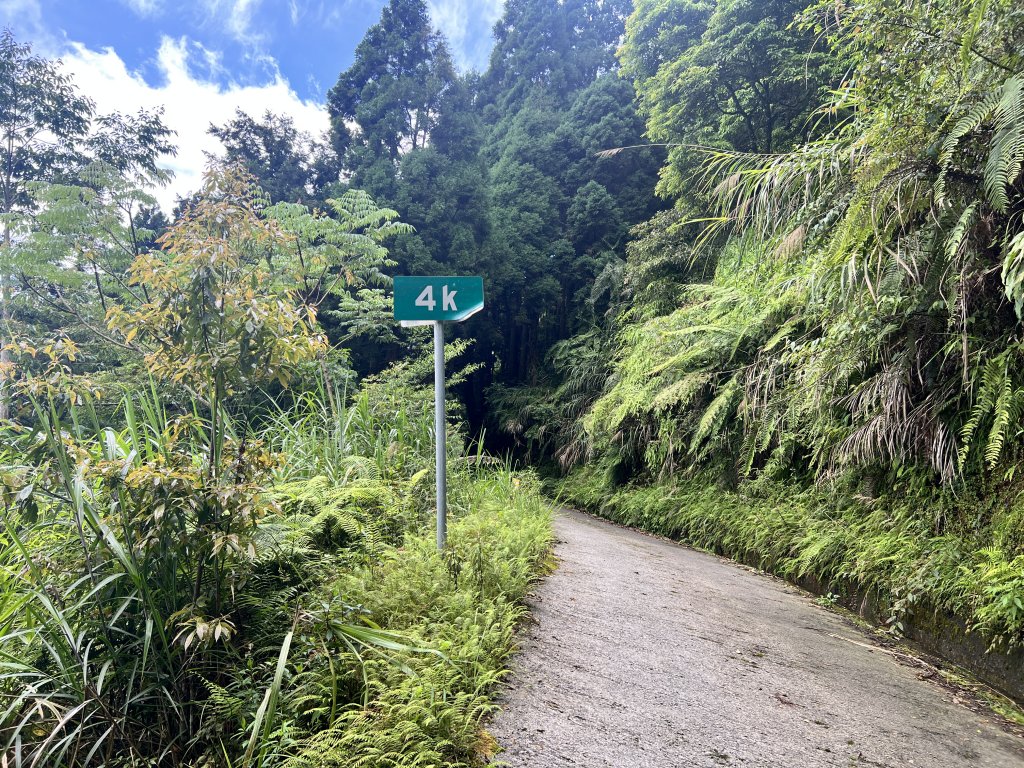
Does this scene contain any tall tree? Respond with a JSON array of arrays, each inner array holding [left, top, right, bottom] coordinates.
[[385, 75, 490, 278], [17, 110, 173, 368], [0, 32, 175, 417], [0, 29, 92, 419], [209, 109, 339, 205], [327, 0, 455, 200], [621, 0, 840, 198], [481, 0, 632, 113], [477, 1, 660, 384]]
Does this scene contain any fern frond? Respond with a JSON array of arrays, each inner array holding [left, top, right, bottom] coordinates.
[[984, 372, 1015, 468], [937, 89, 1001, 204], [960, 0, 992, 72], [690, 375, 741, 455], [944, 201, 979, 267], [938, 74, 1024, 212], [1001, 231, 1024, 317], [959, 351, 1024, 470], [984, 74, 1024, 213]]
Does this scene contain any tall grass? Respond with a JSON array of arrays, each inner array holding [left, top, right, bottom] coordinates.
[[264, 387, 431, 486], [0, 386, 287, 766], [0, 372, 553, 767]]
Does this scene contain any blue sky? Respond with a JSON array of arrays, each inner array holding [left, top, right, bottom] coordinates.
[[0, 0, 503, 208]]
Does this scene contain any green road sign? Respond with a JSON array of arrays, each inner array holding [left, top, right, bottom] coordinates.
[[394, 276, 484, 323], [392, 276, 484, 551]]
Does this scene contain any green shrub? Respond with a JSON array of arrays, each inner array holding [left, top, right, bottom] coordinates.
[[284, 474, 552, 768]]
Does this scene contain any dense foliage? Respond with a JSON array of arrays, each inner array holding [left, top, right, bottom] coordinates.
[[0, 166, 552, 765], [208, 0, 662, 403], [0, 361, 551, 766], [0, 20, 557, 766], [4, 0, 1024, 758], [487, 0, 1024, 661]]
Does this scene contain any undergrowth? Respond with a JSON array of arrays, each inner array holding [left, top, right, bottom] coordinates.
[[284, 472, 552, 768], [0, 368, 553, 767]]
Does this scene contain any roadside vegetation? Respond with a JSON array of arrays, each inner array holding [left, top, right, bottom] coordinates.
[[495, 0, 1024, 663], [3, 0, 1024, 760], [0, 35, 552, 763], [560, 469, 1024, 650], [0, 374, 550, 767]]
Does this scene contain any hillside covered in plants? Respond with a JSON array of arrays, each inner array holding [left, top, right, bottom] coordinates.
[[498, 0, 1024, 663], [3, 0, 1024, 762]]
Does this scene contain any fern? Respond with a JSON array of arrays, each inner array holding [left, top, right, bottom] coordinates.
[[936, 89, 1002, 204], [959, 0, 991, 72], [203, 680, 246, 721], [690, 375, 741, 456], [272, 476, 396, 555], [1001, 231, 1024, 317], [959, 351, 1024, 470], [984, 75, 1024, 213], [938, 74, 1024, 213], [650, 372, 712, 414], [943, 201, 978, 266], [985, 373, 1019, 468]]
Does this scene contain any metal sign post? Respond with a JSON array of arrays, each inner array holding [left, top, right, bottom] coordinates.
[[433, 320, 447, 552], [394, 276, 484, 551]]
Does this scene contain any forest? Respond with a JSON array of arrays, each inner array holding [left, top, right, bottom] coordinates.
[[1, 0, 1024, 763]]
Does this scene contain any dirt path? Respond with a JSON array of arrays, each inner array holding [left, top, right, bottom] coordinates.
[[487, 509, 1024, 768]]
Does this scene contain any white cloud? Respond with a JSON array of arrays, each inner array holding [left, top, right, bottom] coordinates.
[[202, 0, 265, 45], [427, 0, 502, 72], [192, 38, 227, 78], [121, 0, 162, 16], [281, 0, 345, 33], [61, 36, 329, 213], [0, 0, 40, 23], [0, 0, 58, 52]]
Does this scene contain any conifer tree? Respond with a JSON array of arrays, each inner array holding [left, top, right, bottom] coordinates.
[[327, 0, 455, 200]]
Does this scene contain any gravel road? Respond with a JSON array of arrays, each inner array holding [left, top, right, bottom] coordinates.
[[487, 509, 1024, 768]]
